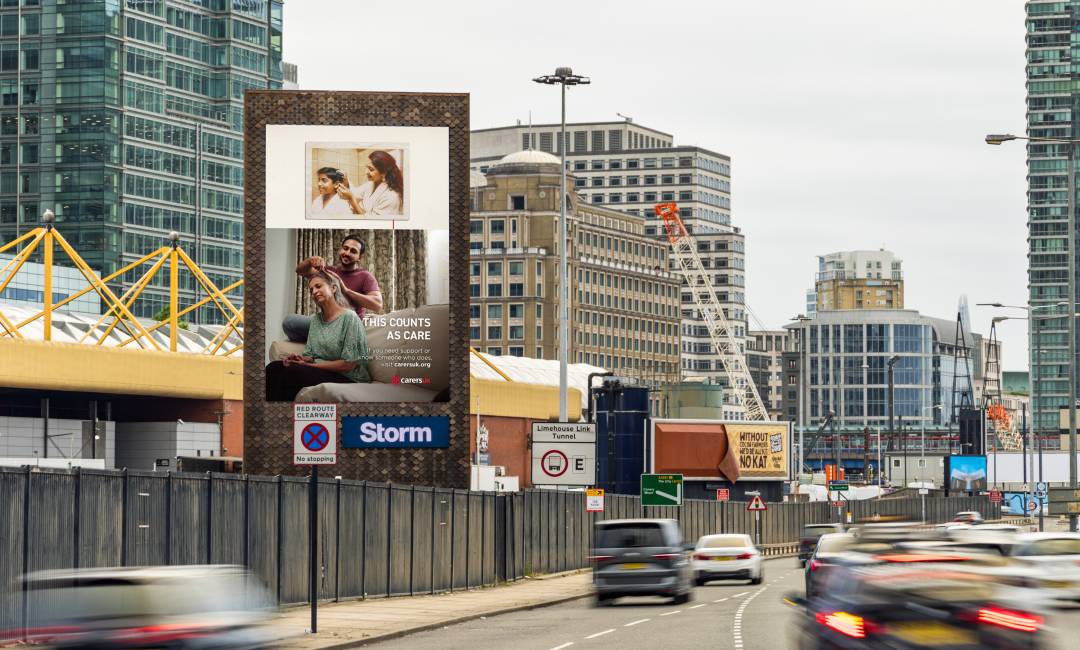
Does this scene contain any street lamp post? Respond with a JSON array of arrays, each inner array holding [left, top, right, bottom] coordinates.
[[979, 301, 1070, 529], [534, 68, 589, 423], [791, 314, 812, 481], [987, 133, 1079, 532], [887, 355, 900, 487]]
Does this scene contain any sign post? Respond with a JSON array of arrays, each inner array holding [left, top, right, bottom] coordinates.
[[716, 488, 730, 502], [586, 488, 605, 513], [294, 404, 337, 634], [746, 493, 766, 544], [532, 423, 596, 486], [1049, 487, 1080, 516], [641, 474, 683, 506]]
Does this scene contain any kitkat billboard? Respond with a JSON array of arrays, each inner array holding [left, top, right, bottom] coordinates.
[[650, 419, 791, 482]]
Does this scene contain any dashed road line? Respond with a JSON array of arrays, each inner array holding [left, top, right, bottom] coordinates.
[[732, 586, 769, 650], [713, 597, 729, 603], [732, 591, 749, 598], [689, 604, 707, 609], [659, 609, 682, 616], [624, 618, 650, 627], [585, 629, 615, 640], [549, 643, 574, 650]]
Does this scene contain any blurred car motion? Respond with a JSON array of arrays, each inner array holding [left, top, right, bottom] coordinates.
[[6, 565, 280, 649], [799, 523, 845, 567], [692, 533, 763, 585], [804, 532, 855, 599], [788, 548, 1049, 649], [1010, 532, 1080, 604], [591, 518, 694, 606]]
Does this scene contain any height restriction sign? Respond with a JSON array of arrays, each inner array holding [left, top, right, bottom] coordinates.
[[294, 403, 337, 465]]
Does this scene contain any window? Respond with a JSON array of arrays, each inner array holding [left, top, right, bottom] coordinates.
[[487, 283, 502, 297], [487, 347, 502, 356], [509, 325, 524, 339], [490, 219, 505, 234], [470, 263, 480, 277], [574, 161, 586, 170], [510, 195, 525, 210], [509, 283, 524, 296], [469, 326, 480, 339], [509, 346, 524, 357], [509, 304, 524, 319], [487, 304, 502, 320], [469, 220, 483, 234], [487, 261, 502, 276], [470, 305, 480, 319], [487, 326, 502, 339]]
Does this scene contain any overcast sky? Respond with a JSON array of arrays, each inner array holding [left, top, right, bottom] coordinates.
[[283, 1, 1031, 370]]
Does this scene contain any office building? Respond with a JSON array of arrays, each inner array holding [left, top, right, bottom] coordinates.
[[469, 150, 682, 395], [1025, 2, 1075, 436], [472, 119, 747, 413], [813, 249, 904, 312], [747, 329, 791, 421], [0, 1, 284, 324], [0, 254, 100, 314]]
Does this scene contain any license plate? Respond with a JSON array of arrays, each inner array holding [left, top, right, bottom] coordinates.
[[889, 622, 977, 646], [622, 563, 645, 570], [712, 557, 734, 561]]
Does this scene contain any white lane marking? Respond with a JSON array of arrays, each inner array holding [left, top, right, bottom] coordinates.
[[689, 604, 707, 609], [732, 591, 749, 598], [585, 629, 615, 640], [713, 597, 729, 603], [549, 644, 574, 650], [660, 610, 682, 616], [624, 618, 650, 627], [732, 585, 769, 650]]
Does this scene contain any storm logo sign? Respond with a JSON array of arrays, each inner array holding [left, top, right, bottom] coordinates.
[[342, 416, 450, 448]]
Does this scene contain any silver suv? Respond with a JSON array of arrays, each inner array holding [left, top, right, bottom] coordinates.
[[591, 518, 694, 606]]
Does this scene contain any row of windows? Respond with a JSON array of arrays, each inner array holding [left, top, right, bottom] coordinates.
[[470, 302, 542, 320], [469, 260, 538, 278], [576, 309, 677, 338], [565, 154, 728, 175], [472, 324, 535, 341], [805, 323, 928, 354], [576, 267, 677, 299], [126, 143, 195, 177], [578, 230, 663, 260], [578, 287, 677, 318], [577, 173, 729, 192], [577, 330, 675, 357], [126, 115, 196, 149], [468, 282, 541, 298]]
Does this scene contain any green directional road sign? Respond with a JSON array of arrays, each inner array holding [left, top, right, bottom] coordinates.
[[828, 482, 849, 492], [641, 474, 683, 506], [1048, 487, 1080, 516]]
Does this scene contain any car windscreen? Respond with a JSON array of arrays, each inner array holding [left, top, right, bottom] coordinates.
[[596, 523, 666, 548], [816, 535, 854, 553], [802, 525, 838, 538], [1014, 538, 1080, 556], [700, 535, 749, 549]]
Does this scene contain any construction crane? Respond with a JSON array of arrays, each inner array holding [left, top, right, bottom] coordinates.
[[982, 320, 1022, 451], [654, 202, 769, 421]]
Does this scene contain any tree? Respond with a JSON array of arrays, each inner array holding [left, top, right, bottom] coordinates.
[[152, 304, 189, 330]]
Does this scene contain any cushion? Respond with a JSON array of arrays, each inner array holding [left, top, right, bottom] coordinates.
[[269, 339, 305, 361]]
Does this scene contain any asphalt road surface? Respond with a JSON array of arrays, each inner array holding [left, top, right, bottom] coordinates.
[[371, 557, 1080, 649]]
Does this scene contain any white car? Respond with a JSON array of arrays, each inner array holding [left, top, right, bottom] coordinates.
[[692, 533, 763, 586], [1010, 532, 1080, 603]]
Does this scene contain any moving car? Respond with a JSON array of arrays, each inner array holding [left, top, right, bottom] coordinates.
[[692, 533, 763, 586], [788, 550, 1048, 649], [798, 523, 844, 567], [951, 511, 985, 524], [591, 518, 694, 606], [1009, 532, 1080, 603], [10, 565, 278, 649], [804, 532, 854, 598]]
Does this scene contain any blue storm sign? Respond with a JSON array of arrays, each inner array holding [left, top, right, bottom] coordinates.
[[342, 416, 450, 449]]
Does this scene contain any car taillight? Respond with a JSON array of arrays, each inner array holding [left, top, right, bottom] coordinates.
[[112, 624, 209, 644], [809, 560, 822, 572], [694, 553, 709, 560], [736, 552, 753, 560], [652, 553, 679, 561], [815, 611, 865, 638], [977, 606, 1043, 633], [588, 555, 613, 562]]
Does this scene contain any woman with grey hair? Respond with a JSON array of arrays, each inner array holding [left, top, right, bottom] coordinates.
[[265, 270, 371, 401]]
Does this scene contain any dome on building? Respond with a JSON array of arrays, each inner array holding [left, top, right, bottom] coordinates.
[[469, 169, 488, 188], [498, 149, 560, 165]]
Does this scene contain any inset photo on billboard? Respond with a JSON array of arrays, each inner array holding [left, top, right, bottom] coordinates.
[[264, 226, 450, 404], [306, 143, 409, 220], [265, 125, 448, 231]]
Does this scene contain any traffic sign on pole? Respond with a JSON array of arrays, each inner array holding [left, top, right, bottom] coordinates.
[[1048, 487, 1080, 515], [294, 403, 337, 465], [532, 441, 595, 486], [828, 481, 849, 492], [989, 490, 1002, 504], [746, 495, 767, 511], [716, 488, 730, 502], [586, 488, 605, 512], [641, 474, 683, 506]]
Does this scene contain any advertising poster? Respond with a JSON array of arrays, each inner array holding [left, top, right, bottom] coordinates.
[[945, 455, 987, 493], [263, 125, 450, 404], [243, 91, 469, 485], [650, 419, 791, 482]]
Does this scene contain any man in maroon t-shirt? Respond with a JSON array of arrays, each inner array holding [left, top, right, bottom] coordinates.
[[282, 233, 382, 342]]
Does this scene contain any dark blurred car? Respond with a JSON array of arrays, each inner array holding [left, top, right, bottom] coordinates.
[[799, 523, 845, 567], [804, 532, 855, 599], [789, 550, 1048, 649], [591, 518, 694, 606], [9, 565, 278, 649]]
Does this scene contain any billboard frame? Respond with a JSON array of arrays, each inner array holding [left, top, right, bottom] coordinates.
[[648, 418, 793, 482]]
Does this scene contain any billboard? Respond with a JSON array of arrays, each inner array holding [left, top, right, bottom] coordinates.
[[945, 455, 987, 493], [649, 419, 791, 482], [244, 91, 469, 485]]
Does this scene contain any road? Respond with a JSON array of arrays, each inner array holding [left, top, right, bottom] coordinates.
[[371, 557, 1080, 649]]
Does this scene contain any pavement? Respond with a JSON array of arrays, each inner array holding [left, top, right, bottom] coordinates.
[[268, 570, 594, 649]]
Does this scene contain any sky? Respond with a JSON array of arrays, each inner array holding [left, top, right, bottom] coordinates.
[[283, 1, 1031, 370]]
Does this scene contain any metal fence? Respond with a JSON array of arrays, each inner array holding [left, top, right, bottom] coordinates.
[[0, 466, 999, 632]]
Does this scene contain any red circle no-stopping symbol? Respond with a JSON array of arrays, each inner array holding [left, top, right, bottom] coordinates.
[[540, 450, 568, 477], [301, 422, 330, 452]]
